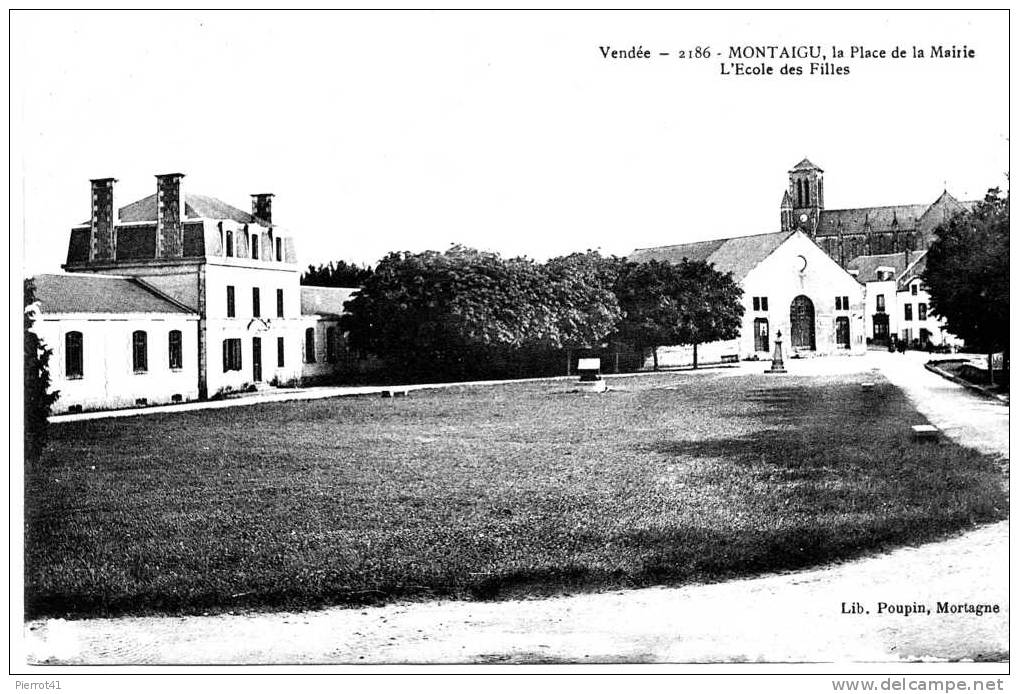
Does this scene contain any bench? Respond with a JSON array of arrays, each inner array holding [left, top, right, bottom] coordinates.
[[911, 424, 939, 442], [381, 387, 410, 398], [721, 354, 739, 364], [861, 382, 875, 392]]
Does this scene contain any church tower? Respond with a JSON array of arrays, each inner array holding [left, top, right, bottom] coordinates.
[[784, 158, 824, 236]]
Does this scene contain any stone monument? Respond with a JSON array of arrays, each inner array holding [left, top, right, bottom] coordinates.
[[766, 330, 787, 374]]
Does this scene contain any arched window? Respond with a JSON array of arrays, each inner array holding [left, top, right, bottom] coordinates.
[[168, 330, 183, 369], [796, 180, 803, 207], [803, 180, 810, 206], [304, 327, 316, 363], [65, 331, 83, 379], [226, 230, 234, 257], [132, 330, 148, 373]]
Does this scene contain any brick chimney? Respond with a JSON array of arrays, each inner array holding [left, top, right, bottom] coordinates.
[[89, 177, 117, 261], [155, 173, 185, 258], [251, 193, 274, 224]]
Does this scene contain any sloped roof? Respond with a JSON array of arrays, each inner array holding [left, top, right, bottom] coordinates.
[[817, 203, 929, 236], [29, 273, 195, 315], [300, 286, 358, 318], [790, 158, 822, 172], [628, 230, 793, 281], [846, 251, 927, 284], [114, 193, 256, 224]]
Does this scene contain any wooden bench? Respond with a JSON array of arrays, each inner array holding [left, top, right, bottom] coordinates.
[[381, 387, 410, 398], [911, 424, 939, 442]]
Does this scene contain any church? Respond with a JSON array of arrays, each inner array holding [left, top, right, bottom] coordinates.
[[780, 158, 977, 267], [29, 173, 355, 413], [628, 157, 972, 366]]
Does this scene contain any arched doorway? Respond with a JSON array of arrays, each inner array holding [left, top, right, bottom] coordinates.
[[790, 295, 816, 350]]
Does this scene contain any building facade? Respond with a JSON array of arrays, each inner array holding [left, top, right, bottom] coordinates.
[[31, 173, 355, 413], [630, 229, 866, 367]]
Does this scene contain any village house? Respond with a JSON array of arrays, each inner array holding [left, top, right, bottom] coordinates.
[[846, 250, 963, 350], [29, 173, 355, 413]]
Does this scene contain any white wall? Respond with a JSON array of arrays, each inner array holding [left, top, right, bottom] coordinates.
[[35, 313, 200, 413]]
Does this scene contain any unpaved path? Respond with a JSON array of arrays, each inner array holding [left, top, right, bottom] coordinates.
[[25, 352, 1009, 664]]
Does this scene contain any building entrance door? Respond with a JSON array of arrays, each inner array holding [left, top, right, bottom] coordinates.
[[252, 337, 262, 382], [835, 316, 851, 348], [873, 313, 889, 344], [789, 295, 816, 350], [754, 318, 770, 352]]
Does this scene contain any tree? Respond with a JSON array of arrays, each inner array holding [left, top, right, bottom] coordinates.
[[24, 279, 59, 465], [341, 246, 621, 380], [923, 187, 1009, 383], [301, 260, 374, 287], [613, 258, 744, 370]]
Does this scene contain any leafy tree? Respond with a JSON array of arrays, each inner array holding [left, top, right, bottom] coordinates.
[[923, 188, 1009, 382], [341, 246, 621, 379], [24, 279, 59, 465], [301, 260, 374, 287], [613, 258, 744, 369]]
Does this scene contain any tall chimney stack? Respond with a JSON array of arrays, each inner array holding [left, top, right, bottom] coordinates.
[[251, 193, 274, 225], [155, 172, 185, 258], [89, 177, 117, 261]]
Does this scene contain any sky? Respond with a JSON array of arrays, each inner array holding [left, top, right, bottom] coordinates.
[[11, 10, 1009, 275]]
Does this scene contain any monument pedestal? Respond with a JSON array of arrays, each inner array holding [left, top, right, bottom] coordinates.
[[765, 330, 787, 374]]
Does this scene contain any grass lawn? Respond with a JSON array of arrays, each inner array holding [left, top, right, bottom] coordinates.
[[26, 371, 1008, 619]]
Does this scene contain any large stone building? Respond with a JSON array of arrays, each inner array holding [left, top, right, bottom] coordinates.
[[29, 173, 354, 413], [630, 229, 866, 367], [780, 158, 977, 267]]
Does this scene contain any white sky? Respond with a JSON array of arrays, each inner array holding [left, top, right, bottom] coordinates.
[[12, 10, 1009, 275]]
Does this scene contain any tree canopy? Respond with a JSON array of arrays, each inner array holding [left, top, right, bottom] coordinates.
[[24, 279, 59, 464], [340, 246, 622, 379], [301, 260, 374, 287], [923, 188, 1009, 357], [613, 258, 744, 368]]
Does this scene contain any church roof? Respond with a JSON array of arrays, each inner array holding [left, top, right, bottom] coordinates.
[[845, 251, 927, 285], [115, 193, 257, 224], [816, 203, 930, 236], [300, 286, 358, 319], [29, 273, 196, 315], [629, 230, 793, 281], [790, 158, 823, 172]]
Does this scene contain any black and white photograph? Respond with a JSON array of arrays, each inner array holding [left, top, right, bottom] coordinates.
[[9, 8, 1011, 691]]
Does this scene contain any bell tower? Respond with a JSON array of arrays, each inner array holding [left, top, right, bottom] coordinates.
[[787, 158, 824, 236]]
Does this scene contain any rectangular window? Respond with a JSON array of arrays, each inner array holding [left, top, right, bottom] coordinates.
[[226, 230, 234, 257], [275, 237, 283, 262], [904, 304, 913, 321], [276, 289, 284, 318], [222, 338, 242, 372], [842, 296, 849, 310], [226, 285, 235, 318], [876, 295, 885, 312], [252, 287, 261, 317], [761, 297, 768, 311], [251, 234, 259, 260], [277, 337, 285, 367], [65, 331, 83, 379], [168, 330, 183, 370], [919, 303, 927, 321], [132, 330, 148, 373], [752, 297, 760, 311], [911, 283, 918, 296], [835, 296, 842, 311]]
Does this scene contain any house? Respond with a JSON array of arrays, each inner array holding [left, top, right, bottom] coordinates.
[[30, 173, 358, 413], [629, 229, 866, 368], [847, 250, 963, 350], [779, 158, 978, 267]]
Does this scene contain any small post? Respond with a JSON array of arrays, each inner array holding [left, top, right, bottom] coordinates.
[[766, 330, 787, 374]]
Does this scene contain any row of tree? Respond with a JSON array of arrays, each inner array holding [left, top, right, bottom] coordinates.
[[338, 247, 745, 381]]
